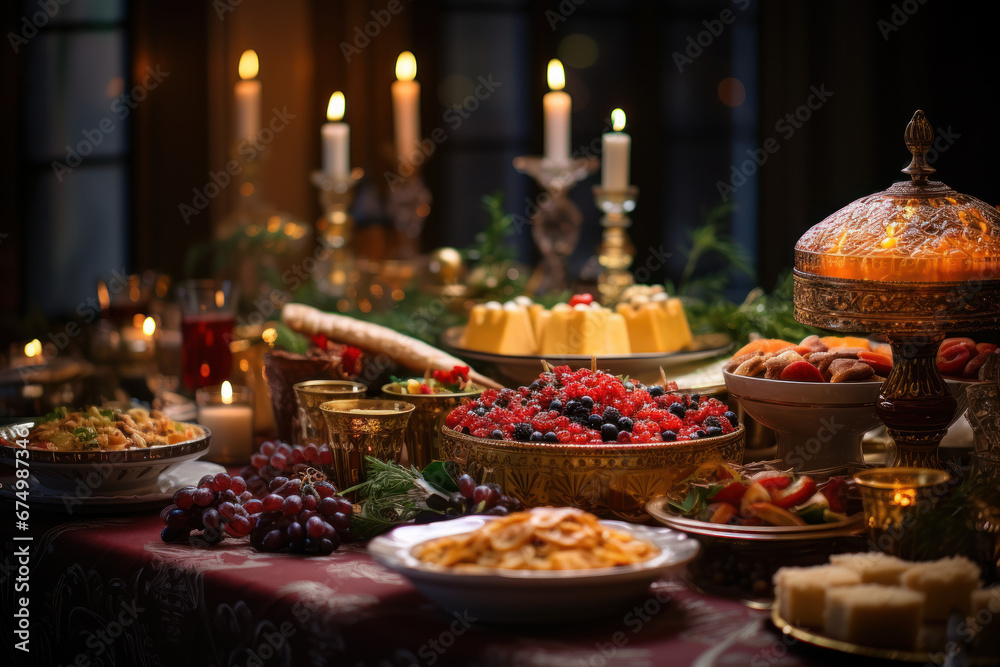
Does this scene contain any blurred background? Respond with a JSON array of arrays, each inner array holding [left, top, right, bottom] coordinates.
[[2, 0, 999, 321]]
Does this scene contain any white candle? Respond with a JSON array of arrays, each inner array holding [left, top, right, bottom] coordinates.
[[235, 50, 261, 142], [198, 381, 254, 465], [322, 91, 350, 178], [392, 51, 420, 168], [602, 108, 631, 191], [543, 59, 571, 164]]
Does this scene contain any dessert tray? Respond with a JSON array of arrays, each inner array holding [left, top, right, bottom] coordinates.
[[771, 602, 999, 664], [441, 326, 732, 386]]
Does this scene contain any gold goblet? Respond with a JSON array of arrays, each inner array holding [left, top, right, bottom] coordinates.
[[320, 399, 415, 492], [381, 383, 483, 470]]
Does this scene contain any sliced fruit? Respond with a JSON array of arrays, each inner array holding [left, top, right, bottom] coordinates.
[[709, 481, 747, 505], [771, 476, 818, 509], [745, 501, 808, 526], [779, 361, 825, 383], [858, 350, 893, 376], [940, 337, 977, 357], [707, 502, 738, 524], [976, 342, 998, 355], [740, 482, 771, 517], [819, 336, 872, 351], [754, 473, 792, 493], [937, 344, 972, 376], [792, 491, 830, 524], [818, 477, 848, 513], [732, 338, 796, 359], [964, 350, 992, 379]]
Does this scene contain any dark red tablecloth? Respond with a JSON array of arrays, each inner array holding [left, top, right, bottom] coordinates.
[[2, 504, 894, 667]]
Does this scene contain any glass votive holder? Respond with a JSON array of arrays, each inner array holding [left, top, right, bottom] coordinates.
[[177, 279, 237, 390], [320, 399, 414, 492], [293, 380, 367, 445], [381, 383, 483, 470], [854, 467, 952, 559], [196, 382, 254, 466]]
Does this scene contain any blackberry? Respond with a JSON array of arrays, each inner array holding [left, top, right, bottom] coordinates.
[[473, 406, 488, 418], [491, 429, 504, 439], [617, 417, 634, 432], [668, 402, 685, 419], [703, 416, 721, 429], [512, 423, 533, 442], [530, 431, 544, 442], [602, 406, 622, 424], [705, 426, 723, 438], [549, 399, 563, 414], [601, 423, 619, 442], [696, 429, 707, 438], [691, 394, 701, 404], [565, 400, 580, 417], [661, 430, 677, 442], [580, 396, 594, 410], [724, 411, 739, 427], [528, 380, 541, 391], [543, 431, 558, 443], [648, 385, 664, 397], [462, 426, 472, 435], [587, 414, 604, 430]]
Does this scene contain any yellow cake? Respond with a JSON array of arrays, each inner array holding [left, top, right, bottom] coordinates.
[[829, 552, 914, 586], [616, 292, 692, 353], [461, 301, 538, 355], [538, 303, 632, 356], [773, 565, 862, 629], [824, 584, 924, 650], [900, 555, 981, 622]]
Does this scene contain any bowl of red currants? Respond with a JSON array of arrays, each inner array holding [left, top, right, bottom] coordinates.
[[441, 366, 745, 521]]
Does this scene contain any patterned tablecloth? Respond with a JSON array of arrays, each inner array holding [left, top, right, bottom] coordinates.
[[1, 507, 898, 667]]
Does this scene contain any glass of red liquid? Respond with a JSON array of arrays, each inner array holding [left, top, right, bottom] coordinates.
[[176, 279, 238, 391]]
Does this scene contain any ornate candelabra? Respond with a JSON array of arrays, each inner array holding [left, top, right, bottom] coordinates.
[[311, 169, 362, 297], [593, 185, 638, 304], [513, 156, 599, 294]]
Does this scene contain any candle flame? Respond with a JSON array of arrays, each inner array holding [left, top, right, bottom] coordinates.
[[142, 316, 156, 336], [24, 339, 42, 358], [395, 51, 416, 82], [327, 92, 345, 121], [611, 108, 626, 132], [547, 59, 565, 91], [97, 281, 110, 310], [221, 380, 233, 405], [262, 327, 277, 345], [215, 290, 226, 308], [238, 50, 259, 80]]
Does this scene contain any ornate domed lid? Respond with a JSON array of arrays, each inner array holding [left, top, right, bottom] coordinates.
[[795, 110, 1000, 283], [793, 111, 1000, 333]]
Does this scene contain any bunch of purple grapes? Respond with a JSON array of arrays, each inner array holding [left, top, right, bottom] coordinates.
[[248, 474, 351, 555], [418, 474, 523, 523], [160, 472, 255, 545], [240, 440, 333, 498]]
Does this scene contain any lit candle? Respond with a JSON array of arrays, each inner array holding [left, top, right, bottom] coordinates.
[[543, 59, 571, 165], [235, 49, 261, 142], [121, 314, 156, 358], [322, 92, 350, 179], [197, 381, 255, 465], [12, 339, 45, 369], [392, 51, 420, 168], [602, 108, 631, 191]]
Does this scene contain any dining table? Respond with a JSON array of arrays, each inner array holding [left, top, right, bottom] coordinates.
[[2, 479, 917, 667]]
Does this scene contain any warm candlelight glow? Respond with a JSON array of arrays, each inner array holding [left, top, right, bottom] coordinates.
[[326, 92, 345, 121], [97, 281, 110, 310], [133, 313, 145, 328], [238, 50, 259, 80], [262, 327, 277, 345], [547, 59, 565, 91], [395, 51, 416, 82], [24, 339, 42, 358], [215, 290, 225, 308], [142, 316, 156, 336], [221, 380, 234, 405], [611, 108, 626, 132], [892, 489, 915, 506]]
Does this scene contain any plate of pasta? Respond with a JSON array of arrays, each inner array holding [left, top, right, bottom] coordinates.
[[368, 507, 699, 623], [0, 406, 211, 495]]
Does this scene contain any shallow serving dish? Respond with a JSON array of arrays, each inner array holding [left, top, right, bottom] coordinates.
[[440, 424, 745, 521], [723, 370, 973, 473], [368, 514, 699, 623], [0, 420, 211, 495], [440, 325, 732, 387]]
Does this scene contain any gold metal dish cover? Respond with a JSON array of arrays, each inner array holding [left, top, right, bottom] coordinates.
[[793, 110, 1000, 332]]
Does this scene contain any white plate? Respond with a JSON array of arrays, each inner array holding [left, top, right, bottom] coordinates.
[[0, 460, 226, 513], [441, 326, 732, 387], [368, 514, 699, 623]]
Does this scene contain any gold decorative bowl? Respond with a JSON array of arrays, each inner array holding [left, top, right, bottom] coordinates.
[[439, 424, 745, 521]]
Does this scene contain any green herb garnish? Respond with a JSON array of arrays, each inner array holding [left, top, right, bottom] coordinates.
[[73, 427, 98, 444], [39, 407, 67, 424], [99, 408, 118, 421]]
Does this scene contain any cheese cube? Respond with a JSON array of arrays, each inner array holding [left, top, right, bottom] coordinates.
[[774, 565, 861, 629], [824, 584, 924, 650], [829, 552, 914, 585], [900, 556, 980, 622]]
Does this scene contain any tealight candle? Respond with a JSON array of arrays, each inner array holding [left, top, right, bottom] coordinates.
[[197, 381, 254, 465], [854, 467, 951, 559]]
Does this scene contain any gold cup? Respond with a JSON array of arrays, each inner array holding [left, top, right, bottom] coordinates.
[[381, 383, 483, 470], [854, 467, 952, 558], [293, 380, 367, 445], [320, 399, 415, 491]]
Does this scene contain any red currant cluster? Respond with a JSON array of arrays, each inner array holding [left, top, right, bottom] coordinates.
[[445, 366, 739, 445]]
